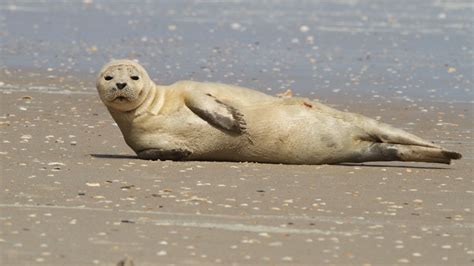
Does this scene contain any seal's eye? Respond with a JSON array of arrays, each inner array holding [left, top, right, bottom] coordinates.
[[131, 76, 139, 80], [104, 76, 113, 81]]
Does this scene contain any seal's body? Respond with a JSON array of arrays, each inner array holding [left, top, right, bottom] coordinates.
[[96, 59, 461, 164]]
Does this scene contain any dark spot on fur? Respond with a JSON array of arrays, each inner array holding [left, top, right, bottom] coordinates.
[[303, 102, 313, 108], [320, 135, 337, 149], [326, 142, 337, 148], [369, 143, 400, 161]]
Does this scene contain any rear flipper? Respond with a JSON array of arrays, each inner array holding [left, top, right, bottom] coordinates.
[[353, 115, 442, 149], [347, 142, 462, 164]]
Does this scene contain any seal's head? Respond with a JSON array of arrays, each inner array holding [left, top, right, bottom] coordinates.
[[96, 59, 153, 112]]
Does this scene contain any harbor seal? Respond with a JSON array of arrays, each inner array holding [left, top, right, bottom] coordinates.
[[96, 59, 462, 164]]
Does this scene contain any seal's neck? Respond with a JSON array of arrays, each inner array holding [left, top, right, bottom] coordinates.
[[134, 83, 165, 116], [107, 82, 165, 128]]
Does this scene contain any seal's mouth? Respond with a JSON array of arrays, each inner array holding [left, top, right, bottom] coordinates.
[[107, 88, 143, 103], [113, 96, 128, 102]]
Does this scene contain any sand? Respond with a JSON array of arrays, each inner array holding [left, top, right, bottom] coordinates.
[[1, 78, 472, 265]]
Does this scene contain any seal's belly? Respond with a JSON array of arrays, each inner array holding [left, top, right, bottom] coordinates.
[[235, 105, 362, 164]]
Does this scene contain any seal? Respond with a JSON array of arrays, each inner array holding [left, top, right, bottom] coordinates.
[[96, 59, 462, 164]]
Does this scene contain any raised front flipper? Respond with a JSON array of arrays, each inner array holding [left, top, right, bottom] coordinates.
[[184, 91, 247, 134]]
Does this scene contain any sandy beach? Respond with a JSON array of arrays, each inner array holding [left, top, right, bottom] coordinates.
[[1, 0, 473, 265]]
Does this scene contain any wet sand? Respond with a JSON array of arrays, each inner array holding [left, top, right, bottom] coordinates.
[[1, 0, 473, 265]]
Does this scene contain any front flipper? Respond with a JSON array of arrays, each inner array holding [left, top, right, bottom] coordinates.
[[137, 148, 192, 161], [184, 91, 246, 134]]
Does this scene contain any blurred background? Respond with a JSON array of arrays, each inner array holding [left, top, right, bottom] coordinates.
[[1, 0, 472, 102]]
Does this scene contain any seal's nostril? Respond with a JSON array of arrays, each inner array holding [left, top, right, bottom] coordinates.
[[116, 83, 127, 90]]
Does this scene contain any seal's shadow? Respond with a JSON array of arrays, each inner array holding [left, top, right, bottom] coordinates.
[[90, 154, 449, 169], [338, 163, 448, 170], [90, 154, 137, 160]]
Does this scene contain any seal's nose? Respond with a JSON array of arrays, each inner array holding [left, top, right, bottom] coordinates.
[[116, 83, 127, 90]]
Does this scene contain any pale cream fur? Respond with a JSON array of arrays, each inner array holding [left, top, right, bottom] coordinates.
[[96, 59, 462, 164]]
